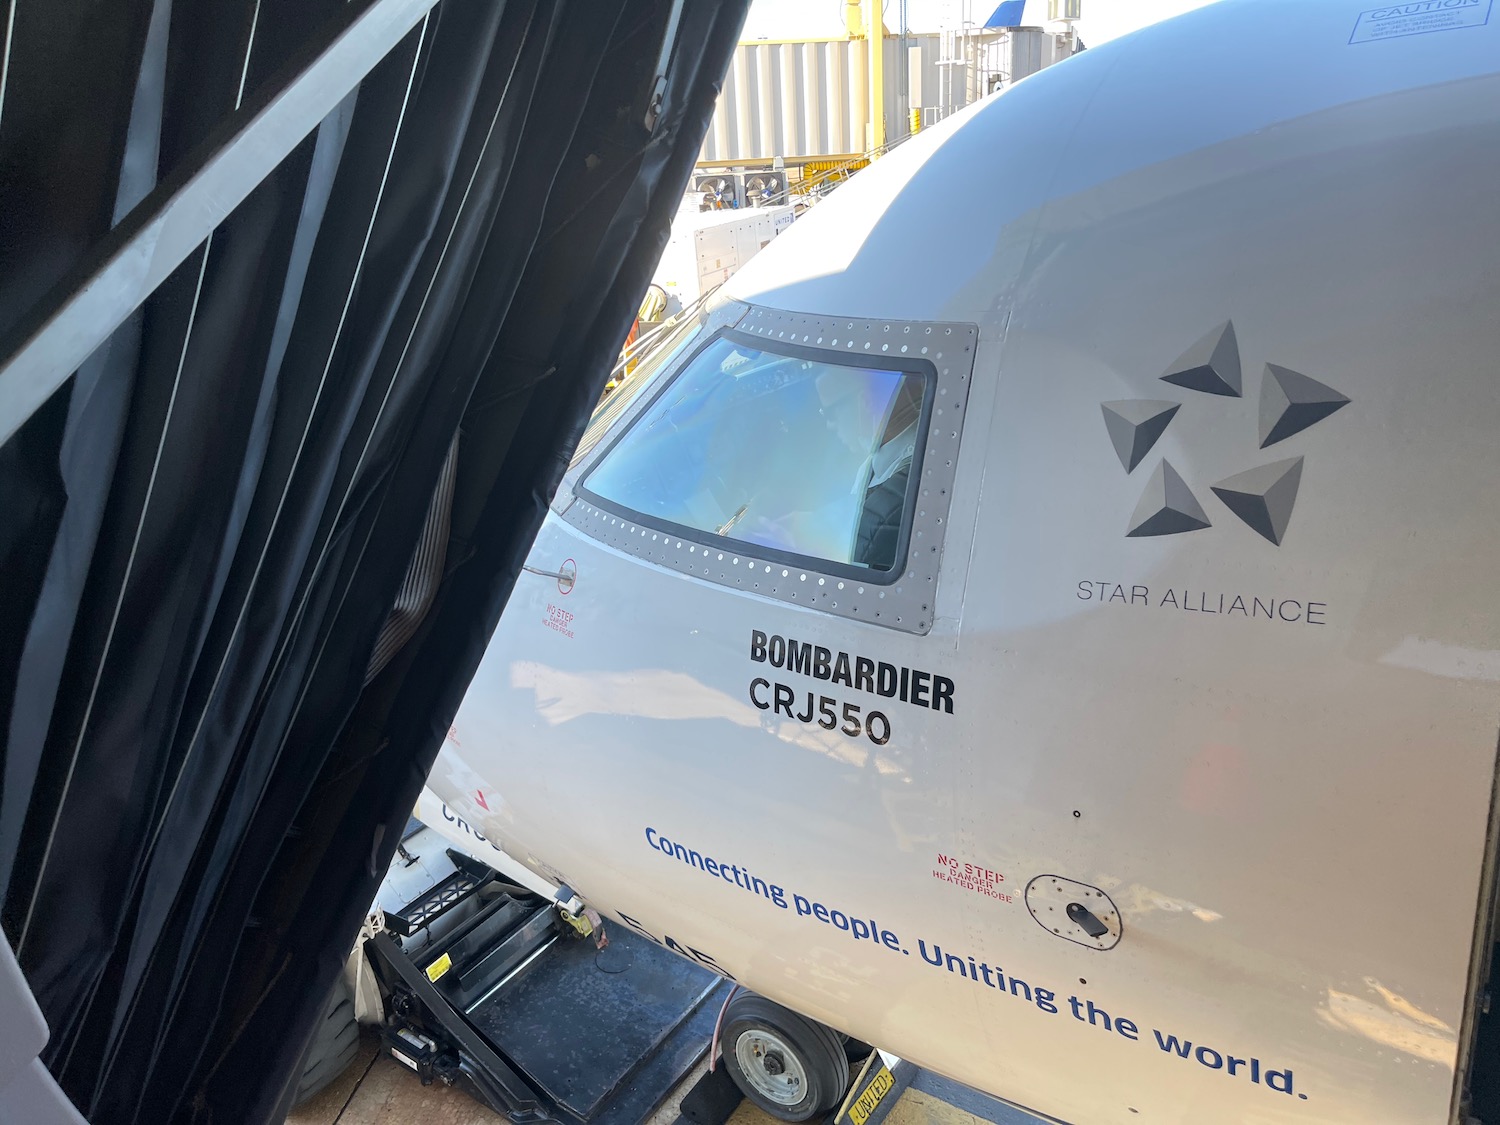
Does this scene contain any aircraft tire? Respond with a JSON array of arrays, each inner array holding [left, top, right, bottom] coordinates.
[[291, 975, 359, 1107], [720, 993, 850, 1122]]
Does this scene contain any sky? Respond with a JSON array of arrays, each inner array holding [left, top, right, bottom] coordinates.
[[740, 0, 1224, 47]]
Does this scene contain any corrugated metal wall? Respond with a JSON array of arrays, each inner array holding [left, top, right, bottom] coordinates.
[[699, 36, 953, 163], [701, 40, 865, 162], [698, 31, 1079, 165]]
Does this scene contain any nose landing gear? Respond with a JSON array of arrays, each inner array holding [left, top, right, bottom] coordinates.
[[719, 993, 850, 1122]]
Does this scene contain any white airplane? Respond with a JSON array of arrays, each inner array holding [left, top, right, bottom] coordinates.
[[408, 1, 1500, 1122]]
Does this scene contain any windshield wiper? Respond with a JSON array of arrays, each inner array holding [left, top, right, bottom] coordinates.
[[716, 505, 748, 536]]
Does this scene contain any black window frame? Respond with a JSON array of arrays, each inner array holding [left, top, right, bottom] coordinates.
[[575, 325, 938, 586]]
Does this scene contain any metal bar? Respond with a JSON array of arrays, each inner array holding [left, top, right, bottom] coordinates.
[[0, 0, 18, 136], [866, 0, 885, 151], [802, 42, 821, 155], [755, 46, 775, 161], [642, 0, 686, 129], [732, 47, 751, 159], [694, 151, 868, 169], [454, 908, 558, 1000], [779, 42, 798, 156], [0, 0, 442, 449], [710, 78, 731, 158], [826, 40, 846, 153], [851, 37, 869, 153], [463, 931, 558, 1014]]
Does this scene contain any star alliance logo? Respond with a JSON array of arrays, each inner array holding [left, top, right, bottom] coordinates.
[[1100, 322, 1349, 546]]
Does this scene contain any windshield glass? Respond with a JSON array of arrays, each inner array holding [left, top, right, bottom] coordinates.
[[570, 312, 706, 468], [581, 334, 927, 572]]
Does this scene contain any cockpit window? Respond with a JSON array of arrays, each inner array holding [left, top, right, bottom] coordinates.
[[580, 332, 930, 575], [570, 311, 705, 468]]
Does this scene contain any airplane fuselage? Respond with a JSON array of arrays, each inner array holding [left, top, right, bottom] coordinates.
[[423, 3, 1500, 1121]]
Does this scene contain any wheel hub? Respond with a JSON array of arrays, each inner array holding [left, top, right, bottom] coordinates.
[[735, 1029, 808, 1106]]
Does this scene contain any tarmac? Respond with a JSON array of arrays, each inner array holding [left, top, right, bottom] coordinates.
[[285, 1027, 1027, 1125]]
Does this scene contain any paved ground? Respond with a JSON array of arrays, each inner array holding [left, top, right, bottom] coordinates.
[[284, 1030, 1000, 1125], [287, 1030, 711, 1125]]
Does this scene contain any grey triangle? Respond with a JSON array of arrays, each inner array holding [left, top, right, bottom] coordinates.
[[1211, 457, 1304, 545], [1101, 400, 1180, 472], [1161, 321, 1241, 397], [1259, 365, 1350, 447], [1127, 460, 1212, 537]]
